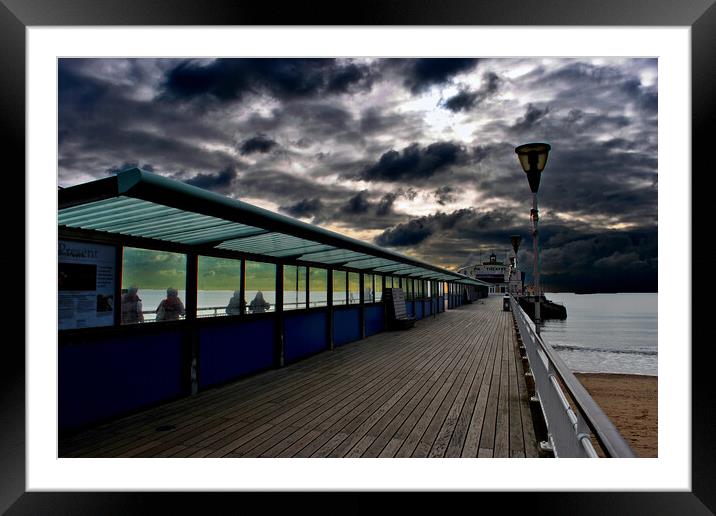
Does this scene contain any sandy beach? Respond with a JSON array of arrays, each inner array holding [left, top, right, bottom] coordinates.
[[575, 373, 658, 458]]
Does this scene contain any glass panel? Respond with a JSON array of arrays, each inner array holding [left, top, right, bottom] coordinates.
[[375, 274, 383, 302], [427, 281, 431, 298], [309, 267, 328, 307], [348, 272, 360, 304], [245, 260, 276, 313], [197, 255, 242, 318], [121, 247, 186, 324], [284, 265, 307, 311], [363, 274, 374, 303], [333, 270, 347, 305], [405, 278, 412, 300]]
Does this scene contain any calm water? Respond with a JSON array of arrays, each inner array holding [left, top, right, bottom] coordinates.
[[540, 293, 657, 376]]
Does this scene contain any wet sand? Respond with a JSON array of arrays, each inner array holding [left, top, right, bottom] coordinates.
[[575, 373, 658, 458]]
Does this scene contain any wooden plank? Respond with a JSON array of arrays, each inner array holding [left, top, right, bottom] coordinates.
[[443, 306, 502, 457], [375, 318, 484, 458], [330, 316, 477, 457], [494, 313, 511, 458], [195, 317, 451, 457], [461, 306, 503, 458], [415, 317, 490, 457], [428, 310, 497, 457], [507, 313, 527, 458], [240, 319, 456, 457], [393, 319, 486, 457]]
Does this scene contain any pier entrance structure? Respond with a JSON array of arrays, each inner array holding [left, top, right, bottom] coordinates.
[[58, 169, 489, 433]]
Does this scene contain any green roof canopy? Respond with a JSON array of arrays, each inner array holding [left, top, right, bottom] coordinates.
[[58, 168, 491, 287]]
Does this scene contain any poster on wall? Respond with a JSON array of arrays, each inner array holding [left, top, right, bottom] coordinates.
[[58, 240, 116, 330]]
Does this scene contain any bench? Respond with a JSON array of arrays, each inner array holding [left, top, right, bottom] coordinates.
[[384, 287, 415, 330]]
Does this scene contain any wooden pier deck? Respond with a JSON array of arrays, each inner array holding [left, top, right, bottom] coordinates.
[[59, 296, 539, 458]]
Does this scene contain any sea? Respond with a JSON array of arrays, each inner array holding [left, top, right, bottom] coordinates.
[[539, 293, 657, 376]]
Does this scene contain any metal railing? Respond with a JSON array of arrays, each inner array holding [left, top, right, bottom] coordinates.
[[139, 300, 329, 320], [510, 296, 636, 458]]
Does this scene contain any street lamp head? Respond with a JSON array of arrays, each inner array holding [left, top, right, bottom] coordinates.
[[515, 142, 551, 193]]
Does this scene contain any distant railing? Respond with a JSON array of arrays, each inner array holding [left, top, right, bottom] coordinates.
[[510, 296, 636, 458], [139, 300, 329, 319]]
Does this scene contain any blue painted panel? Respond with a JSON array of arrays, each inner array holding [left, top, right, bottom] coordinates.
[[365, 305, 385, 336], [438, 296, 444, 312], [334, 307, 361, 346], [199, 318, 274, 387], [59, 330, 184, 431], [405, 301, 414, 317], [425, 300, 432, 316], [415, 301, 423, 320], [285, 311, 328, 363]]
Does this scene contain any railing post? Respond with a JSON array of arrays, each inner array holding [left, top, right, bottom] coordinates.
[[239, 259, 246, 315], [359, 272, 366, 339], [275, 263, 284, 367], [327, 268, 334, 350], [185, 252, 199, 395]]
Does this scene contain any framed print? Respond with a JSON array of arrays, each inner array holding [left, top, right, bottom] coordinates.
[[3, 0, 711, 513]]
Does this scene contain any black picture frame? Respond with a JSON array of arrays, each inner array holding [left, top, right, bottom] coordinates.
[[3, 0, 710, 513]]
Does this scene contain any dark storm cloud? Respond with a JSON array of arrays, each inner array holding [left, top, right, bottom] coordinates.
[[511, 103, 550, 132], [162, 58, 374, 103], [444, 90, 480, 113], [527, 228, 658, 292], [239, 134, 278, 155], [375, 208, 474, 247], [105, 162, 155, 175], [434, 186, 457, 205], [360, 141, 466, 182], [343, 191, 371, 214], [520, 60, 658, 118], [237, 168, 347, 202], [399, 58, 479, 94], [376, 205, 657, 292], [476, 134, 657, 227], [240, 101, 362, 145], [443, 72, 502, 112], [358, 107, 425, 141], [58, 63, 241, 183], [184, 166, 237, 192], [376, 192, 398, 216], [279, 198, 324, 218]]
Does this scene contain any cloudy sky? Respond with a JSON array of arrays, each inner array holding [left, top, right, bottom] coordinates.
[[58, 57, 658, 293]]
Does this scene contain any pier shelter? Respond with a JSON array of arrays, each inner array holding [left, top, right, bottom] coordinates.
[[58, 169, 490, 433]]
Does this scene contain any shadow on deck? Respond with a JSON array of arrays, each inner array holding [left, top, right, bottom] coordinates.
[[59, 296, 539, 458]]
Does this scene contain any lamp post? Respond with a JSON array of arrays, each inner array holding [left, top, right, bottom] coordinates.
[[515, 142, 551, 334]]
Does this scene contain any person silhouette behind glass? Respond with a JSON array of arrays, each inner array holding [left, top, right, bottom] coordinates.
[[121, 286, 144, 324], [249, 290, 270, 313], [156, 287, 185, 321], [226, 289, 245, 315]]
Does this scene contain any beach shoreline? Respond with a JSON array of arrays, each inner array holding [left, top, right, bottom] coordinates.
[[575, 372, 657, 458]]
